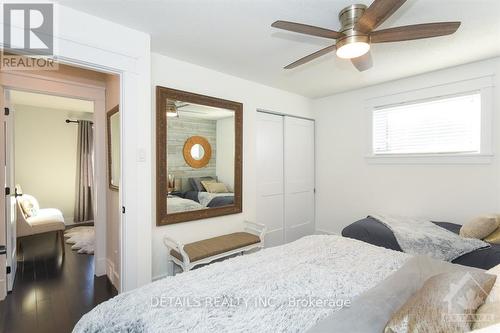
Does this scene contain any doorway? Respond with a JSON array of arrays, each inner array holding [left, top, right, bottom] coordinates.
[[0, 63, 121, 315]]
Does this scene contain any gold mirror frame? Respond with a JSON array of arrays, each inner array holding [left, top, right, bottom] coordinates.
[[106, 105, 119, 191], [156, 86, 243, 226], [183, 136, 212, 168]]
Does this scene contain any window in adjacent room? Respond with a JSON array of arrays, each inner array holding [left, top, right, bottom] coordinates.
[[372, 93, 481, 155]]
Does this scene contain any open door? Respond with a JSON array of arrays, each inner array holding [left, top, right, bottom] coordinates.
[[0, 86, 6, 300], [4, 89, 16, 292]]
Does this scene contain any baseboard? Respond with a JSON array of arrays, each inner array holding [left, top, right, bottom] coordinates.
[[152, 273, 168, 281], [65, 221, 94, 229], [153, 260, 176, 281], [106, 258, 120, 289], [315, 229, 339, 235]]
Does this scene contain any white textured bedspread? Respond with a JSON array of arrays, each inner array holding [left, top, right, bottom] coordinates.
[[74, 235, 408, 333]]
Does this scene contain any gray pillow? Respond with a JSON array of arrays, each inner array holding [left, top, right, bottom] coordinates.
[[189, 176, 216, 192], [307, 256, 484, 333]]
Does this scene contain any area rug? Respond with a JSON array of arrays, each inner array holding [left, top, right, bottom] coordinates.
[[64, 226, 95, 254]]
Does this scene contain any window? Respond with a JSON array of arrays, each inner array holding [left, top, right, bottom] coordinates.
[[372, 93, 481, 155]]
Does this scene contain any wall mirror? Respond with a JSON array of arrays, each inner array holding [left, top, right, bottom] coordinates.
[[156, 86, 242, 225], [107, 105, 120, 190]]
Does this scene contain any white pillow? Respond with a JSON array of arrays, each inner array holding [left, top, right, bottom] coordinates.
[[19, 195, 39, 217]]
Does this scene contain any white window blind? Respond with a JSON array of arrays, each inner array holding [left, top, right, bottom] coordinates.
[[373, 93, 481, 155]]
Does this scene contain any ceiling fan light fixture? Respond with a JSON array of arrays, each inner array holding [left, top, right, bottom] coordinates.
[[336, 35, 370, 59], [272, 0, 461, 71], [166, 103, 179, 118], [166, 111, 179, 118]]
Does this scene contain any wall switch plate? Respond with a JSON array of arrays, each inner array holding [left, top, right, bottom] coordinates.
[[137, 148, 146, 162]]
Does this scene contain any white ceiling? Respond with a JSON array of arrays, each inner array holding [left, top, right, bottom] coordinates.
[[173, 102, 235, 120], [56, 0, 500, 98], [10, 90, 94, 113]]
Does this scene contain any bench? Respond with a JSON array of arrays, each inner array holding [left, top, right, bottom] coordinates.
[[163, 221, 266, 272]]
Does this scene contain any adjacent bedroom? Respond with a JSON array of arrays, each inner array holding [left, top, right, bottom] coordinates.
[[1, 0, 500, 333]]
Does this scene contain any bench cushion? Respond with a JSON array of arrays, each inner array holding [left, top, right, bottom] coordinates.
[[170, 232, 260, 262]]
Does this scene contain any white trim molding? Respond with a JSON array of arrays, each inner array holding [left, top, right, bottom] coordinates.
[[37, 4, 151, 292], [106, 258, 120, 288], [315, 229, 339, 235], [365, 76, 495, 164]]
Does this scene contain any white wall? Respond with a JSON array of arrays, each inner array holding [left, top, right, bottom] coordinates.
[[14, 104, 93, 223], [152, 53, 312, 279], [216, 117, 235, 191], [314, 57, 500, 235]]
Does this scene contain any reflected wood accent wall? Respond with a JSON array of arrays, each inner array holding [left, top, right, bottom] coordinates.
[[168, 117, 216, 185]]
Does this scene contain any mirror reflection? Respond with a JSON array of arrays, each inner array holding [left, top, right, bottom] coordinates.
[[107, 105, 120, 190], [166, 99, 235, 214], [191, 144, 205, 160]]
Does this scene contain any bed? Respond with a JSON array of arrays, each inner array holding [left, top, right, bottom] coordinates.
[[74, 235, 409, 332], [166, 195, 205, 213], [342, 216, 500, 270], [184, 190, 234, 208]]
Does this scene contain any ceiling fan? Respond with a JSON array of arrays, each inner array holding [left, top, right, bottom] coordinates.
[[271, 0, 461, 71], [166, 101, 189, 118], [166, 101, 210, 118]]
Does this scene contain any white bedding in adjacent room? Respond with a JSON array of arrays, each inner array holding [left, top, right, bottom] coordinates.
[[74, 235, 408, 333]]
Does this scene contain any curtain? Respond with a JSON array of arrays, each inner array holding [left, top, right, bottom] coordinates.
[[74, 120, 94, 222]]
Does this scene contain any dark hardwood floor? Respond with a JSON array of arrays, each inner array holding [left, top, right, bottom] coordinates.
[[0, 231, 117, 333]]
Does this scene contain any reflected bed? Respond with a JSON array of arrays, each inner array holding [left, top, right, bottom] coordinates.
[[184, 190, 234, 208], [166, 196, 205, 214]]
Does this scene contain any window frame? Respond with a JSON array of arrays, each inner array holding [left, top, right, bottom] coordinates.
[[365, 76, 494, 165]]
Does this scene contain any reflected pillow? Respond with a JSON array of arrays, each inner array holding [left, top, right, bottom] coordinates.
[[189, 176, 216, 192], [201, 181, 228, 193], [460, 216, 499, 240], [384, 271, 496, 333]]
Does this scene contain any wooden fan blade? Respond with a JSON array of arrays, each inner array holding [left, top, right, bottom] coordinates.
[[272, 20, 344, 39], [355, 0, 407, 33], [351, 52, 373, 72], [370, 22, 461, 43], [284, 45, 336, 69]]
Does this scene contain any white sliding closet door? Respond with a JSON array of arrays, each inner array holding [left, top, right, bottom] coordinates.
[[256, 112, 284, 247], [284, 117, 315, 243]]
